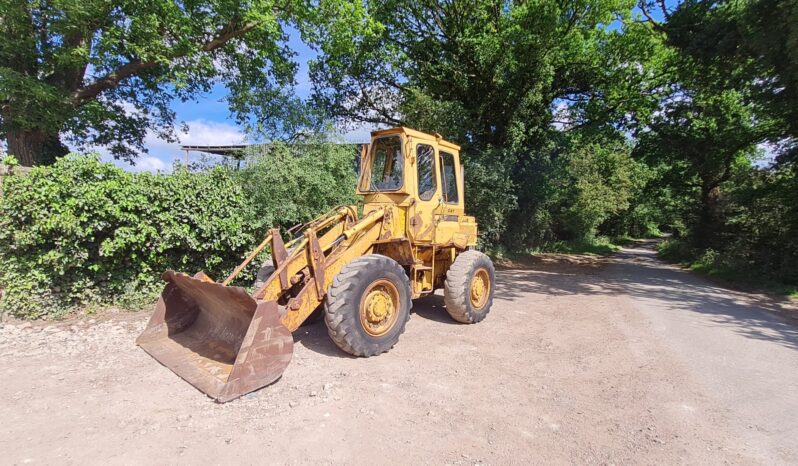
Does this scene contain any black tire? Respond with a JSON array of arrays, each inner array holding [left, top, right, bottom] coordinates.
[[444, 250, 495, 324], [324, 255, 412, 357]]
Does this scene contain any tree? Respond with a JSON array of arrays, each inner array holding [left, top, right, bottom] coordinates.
[[312, 0, 654, 147], [310, 0, 666, 246], [0, 0, 363, 166], [642, 0, 798, 163], [635, 89, 763, 247]]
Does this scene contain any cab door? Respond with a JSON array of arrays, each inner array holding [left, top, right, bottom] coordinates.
[[408, 140, 440, 243], [434, 149, 466, 246]]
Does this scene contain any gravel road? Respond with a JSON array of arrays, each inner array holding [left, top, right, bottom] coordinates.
[[1, 242, 796, 465]]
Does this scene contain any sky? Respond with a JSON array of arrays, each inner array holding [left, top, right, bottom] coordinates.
[[96, 28, 378, 173]]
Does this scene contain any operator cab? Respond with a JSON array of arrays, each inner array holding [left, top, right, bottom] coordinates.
[[356, 127, 476, 248], [357, 127, 464, 213]]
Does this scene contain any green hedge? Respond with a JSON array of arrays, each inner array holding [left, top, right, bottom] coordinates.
[[0, 145, 359, 319], [0, 154, 259, 318], [241, 142, 359, 229]]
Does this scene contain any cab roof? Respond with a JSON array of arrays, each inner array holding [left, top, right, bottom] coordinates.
[[371, 127, 461, 151]]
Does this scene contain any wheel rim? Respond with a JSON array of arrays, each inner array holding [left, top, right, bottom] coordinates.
[[469, 268, 490, 310], [359, 279, 401, 337]]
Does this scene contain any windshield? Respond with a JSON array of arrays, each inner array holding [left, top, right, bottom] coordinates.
[[360, 135, 404, 191]]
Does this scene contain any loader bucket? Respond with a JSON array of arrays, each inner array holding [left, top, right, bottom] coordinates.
[[136, 271, 293, 402]]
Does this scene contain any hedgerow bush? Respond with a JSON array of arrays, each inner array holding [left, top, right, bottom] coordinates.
[[0, 154, 258, 318], [1, 144, 361, 319], [240, 141, 358, 229]]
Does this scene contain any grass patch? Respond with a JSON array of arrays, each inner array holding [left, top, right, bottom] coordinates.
[[543, 236, 621, 255], [657, 239, 798, 299]]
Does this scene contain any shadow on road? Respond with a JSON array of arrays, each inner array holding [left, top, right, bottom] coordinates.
[[296, 242, 798, 357], [606, 244, 798, 351], [411, 294, 460, 325], [294, 294, 459, 356], [293, 320, 354, 359], [493, 240, 798, 351]]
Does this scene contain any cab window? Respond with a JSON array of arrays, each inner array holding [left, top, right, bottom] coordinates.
[[361, 136, 403, 191], [439, 151, 459, 204], [416, 144, 437, 201]]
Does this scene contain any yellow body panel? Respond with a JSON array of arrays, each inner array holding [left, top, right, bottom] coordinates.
[[358, 127, 477, 248]]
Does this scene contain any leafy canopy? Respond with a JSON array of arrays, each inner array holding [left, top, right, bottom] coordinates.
[[309, 0, 667, 247], [0, 0, 365, 164]]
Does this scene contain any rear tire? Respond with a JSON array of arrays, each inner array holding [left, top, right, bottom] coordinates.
[[253, 262, 275, 290], [444, 250, 495, 323], [324, 255, 412, 357], [255, 260, 322, 326]]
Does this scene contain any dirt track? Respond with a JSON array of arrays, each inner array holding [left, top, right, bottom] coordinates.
[[2, 242, 797, 465]]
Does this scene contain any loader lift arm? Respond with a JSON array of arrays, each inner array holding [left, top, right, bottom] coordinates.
[[238, 205, 386, 332], [136, 206, 388, 402]]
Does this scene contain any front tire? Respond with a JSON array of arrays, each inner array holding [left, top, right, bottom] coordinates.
[[324, 255, 412, 356], [444, 250, 495, 323]]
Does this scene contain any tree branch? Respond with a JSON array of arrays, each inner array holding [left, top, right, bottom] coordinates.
[[70, 20, 259, 105], [637, 1, 667, 33]]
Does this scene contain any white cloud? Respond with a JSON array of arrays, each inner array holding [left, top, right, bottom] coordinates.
[[340, 123, 381, 143], [130, 156, 168, 173], [66, 118, 385, 172], [172, 119, 247, 147], [78, 119, 247, 173], [754, 142, 779, 168], [551, 100, 572, 131]]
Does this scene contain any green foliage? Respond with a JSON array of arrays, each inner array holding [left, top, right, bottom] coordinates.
[[0, 0, 367, 165], [0, 145, 360, 318], [545, 237, 621, 256], [658, 235, 798, 297], [718, 167, 798, 285], [312, 0, 646, 147], [501, 134, 645, 250], [657, 166, 798, 291], [656, 237, 696, 264], [462, 150, 518, 247], [556, 139, 641, 241], [638, 0, 798, 290], [311, 0, 671, 249], [2, 154, 18, 167], [0, 154, 254, 318], [663, 0, 798, 161], [5, 0, 798, 313], [239, 141, 359, 229]]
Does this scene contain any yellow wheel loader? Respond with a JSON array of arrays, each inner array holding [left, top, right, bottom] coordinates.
[[136, 127, 496, 402]]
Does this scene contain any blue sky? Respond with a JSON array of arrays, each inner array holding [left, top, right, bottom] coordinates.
[[104, 27, 378, 173]]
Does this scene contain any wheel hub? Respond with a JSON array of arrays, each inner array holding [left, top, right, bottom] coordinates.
[[366, 290, 392, 322], [470, 269, 490, 309], [360, 280, 400, 336]]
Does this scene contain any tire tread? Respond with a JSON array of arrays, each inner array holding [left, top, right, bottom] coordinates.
[[324, 255, 412, 357], [444, 250, 495, 324]]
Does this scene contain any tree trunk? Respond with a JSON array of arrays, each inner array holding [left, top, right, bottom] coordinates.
[[695, 184, 721, 249], [6, 127, 68, 166]]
